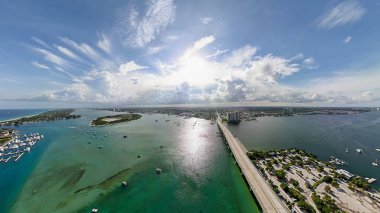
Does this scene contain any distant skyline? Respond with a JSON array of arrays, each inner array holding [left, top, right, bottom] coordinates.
[[1, 0, 380, 108]]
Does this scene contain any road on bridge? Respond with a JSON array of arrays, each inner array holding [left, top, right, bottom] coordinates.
[[217, 117, 289, 213]]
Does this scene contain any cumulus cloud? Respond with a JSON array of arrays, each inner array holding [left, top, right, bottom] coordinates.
[[29, 35, 380, 106], [119, 61, 148, 75], [317, 0, 365, 29], [31, 61, 50, 70], [124, 0, 176, 47]]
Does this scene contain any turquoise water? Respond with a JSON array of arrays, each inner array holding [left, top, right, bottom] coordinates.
[[227, 112, 380, 189], [1, 109, 260, 212], [0, 109, 48, 121]]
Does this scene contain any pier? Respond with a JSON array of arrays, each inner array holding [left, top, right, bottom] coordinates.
[[217, 117, 289, 213]]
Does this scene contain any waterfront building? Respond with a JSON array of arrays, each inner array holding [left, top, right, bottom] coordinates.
[[227, 112, 240, 123], [284, 107, 293, 115], [336, 169, 354, 179]]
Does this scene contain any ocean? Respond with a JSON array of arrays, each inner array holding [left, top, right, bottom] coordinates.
[[0, 109, 48, 122], [0, 109, 259, 212]]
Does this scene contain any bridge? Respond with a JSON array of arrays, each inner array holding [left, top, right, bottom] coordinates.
[[216, 116, 289, 213]]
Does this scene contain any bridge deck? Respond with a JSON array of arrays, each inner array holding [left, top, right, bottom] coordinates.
[[217, 120, 289, 213]]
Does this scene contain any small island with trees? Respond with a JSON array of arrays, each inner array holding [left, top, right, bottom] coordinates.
[[0, 109, 81, 126], [91, 114, 141, 126]]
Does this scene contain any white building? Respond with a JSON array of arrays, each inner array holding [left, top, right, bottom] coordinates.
[[336, 169, 354, 179]]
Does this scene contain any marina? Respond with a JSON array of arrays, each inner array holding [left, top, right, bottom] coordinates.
[[0, 131, 44, 163], [329, 155, 348, 166]]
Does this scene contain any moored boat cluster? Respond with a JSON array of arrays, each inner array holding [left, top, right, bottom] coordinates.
[[0, 132, 44, 163]]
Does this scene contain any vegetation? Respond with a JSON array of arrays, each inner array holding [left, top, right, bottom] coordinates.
[[312, 193, 343, 213], [349, 177, 370, 190], [289, 178, 299, 187], [322, 176, 333, 183], [297, 201, 316, 213], [91, 113, 141, 126], [325, 185, 332, 193], [0, 109, 81, 126], [247, 150, 270, 160], [0, 136, 12, 145], [331, 180, 339, 188], [274, 169, 286, 181], [317, 165, 325, 173]]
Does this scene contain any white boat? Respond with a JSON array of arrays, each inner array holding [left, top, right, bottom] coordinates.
[[356, 149, 363, 154], [375, 149, 380, 152], [372, 159, 378, 167], [156, 168, 162, 174], [345, 147, 348, 153]]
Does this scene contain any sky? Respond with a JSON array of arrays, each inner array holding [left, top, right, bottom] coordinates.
[[1, 0, 380, 108]]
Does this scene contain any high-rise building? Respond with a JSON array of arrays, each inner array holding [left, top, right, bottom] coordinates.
[[227, 111, 240, 123]]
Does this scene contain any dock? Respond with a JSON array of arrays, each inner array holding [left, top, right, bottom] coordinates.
[[14, 152, 24, 162], [217, 117, 289, 213]]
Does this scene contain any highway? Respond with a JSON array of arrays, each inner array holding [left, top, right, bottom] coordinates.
[[217, 118, 289, 213]]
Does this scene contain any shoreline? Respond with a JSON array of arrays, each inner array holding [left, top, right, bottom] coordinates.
[[0, 110, 48, 123]]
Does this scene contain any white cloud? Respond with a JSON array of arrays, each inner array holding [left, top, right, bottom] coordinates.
[[180, 35, 215, 61], [31, 61, 50, 70], [97, 33, 112, 54], [29, 35, 380, 106], [224, 45, 257, 67], [34, 48, 67, 66], [303, 57, 319, 69], [55, 45, 80, 60], [344, 36, 352, 43], [31, 37, 50, 49], [124, 0, 176, 47], [317, 0, 365, 29], [119, 61, 148, 75], [200, 17, 212, 24], [60, 37, 101, 62], [207, 49, 228, 58]]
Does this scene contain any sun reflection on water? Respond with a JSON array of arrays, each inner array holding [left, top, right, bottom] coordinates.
[[176, 118, 218, 184]]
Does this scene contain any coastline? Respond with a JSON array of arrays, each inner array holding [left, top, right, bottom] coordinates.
[[0, 110, 49, 123]]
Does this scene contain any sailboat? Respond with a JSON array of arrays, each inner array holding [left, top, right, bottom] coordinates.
[[372, 159, 378, 167], [345, 147, 349, 153]]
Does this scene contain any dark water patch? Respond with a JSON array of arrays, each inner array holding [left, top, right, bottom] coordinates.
[[62, 168, 86, 189], [75, 159, 151, 195]]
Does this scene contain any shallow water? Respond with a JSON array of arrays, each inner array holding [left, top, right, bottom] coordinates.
[[2, 109, 260, 212]]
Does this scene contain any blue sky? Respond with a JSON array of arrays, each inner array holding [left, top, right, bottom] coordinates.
[[1, 0, 380, 108]]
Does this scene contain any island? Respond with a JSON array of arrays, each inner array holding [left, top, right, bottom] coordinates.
[[0, 109, 81, 126], [247, 149, 380, 212], [0, 129, 14, 145], [91, 114, 141, 126]]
